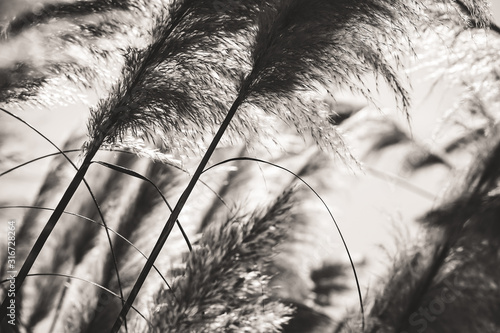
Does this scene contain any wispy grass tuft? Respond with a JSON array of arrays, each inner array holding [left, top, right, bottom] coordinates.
[[336, 127, 500, 333], [148, 188, 297, 332], [0, 0, 158, 106], [0, 0, 495, 331], [107, 1, 441, 327]]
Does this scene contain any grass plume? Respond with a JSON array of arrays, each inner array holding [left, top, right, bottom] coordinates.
[[0, 0, 494, 331], [148, 189, 296, 332]]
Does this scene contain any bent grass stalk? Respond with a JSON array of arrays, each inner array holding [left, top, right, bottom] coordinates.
[[110, 94, 245, 332], [203, 156, 366, 329], [0, 148, 230, 213], [0, 273, 152, 328], [0, 149, 81, 177], [91, 160, 192, 252], [0, 205, 174, 291], [0, 109, 128, 326]]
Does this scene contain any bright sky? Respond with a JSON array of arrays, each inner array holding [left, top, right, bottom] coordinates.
[[493, 1, 500, 21]]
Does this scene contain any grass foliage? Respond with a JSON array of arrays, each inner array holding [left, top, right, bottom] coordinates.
[[0, 0, 498, 332]]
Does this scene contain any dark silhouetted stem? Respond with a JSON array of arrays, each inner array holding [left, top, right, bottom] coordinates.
[[110, 95, 244, 333], [0, 143, 99, 324]]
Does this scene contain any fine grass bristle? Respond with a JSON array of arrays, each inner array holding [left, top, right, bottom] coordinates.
[[148, 188, 297, 332], [336, 129, 500, 333], [0, 0, 158, 106]]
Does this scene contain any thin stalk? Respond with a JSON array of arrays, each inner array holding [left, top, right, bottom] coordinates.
[[0, 141, 101, 323], [0, 205, 173, 291], [203, 156, 365, 329], [0, 108, 127, 329], [0, 148, 230, 212], [92, 160, 192, 252], [0, 273, 152, 328], [110, 95, 244, 333], [0, 149, 81, 177]]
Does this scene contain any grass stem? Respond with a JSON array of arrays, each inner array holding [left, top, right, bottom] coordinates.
[[110, 95, 244, 333], [0, 143, 99, 323]]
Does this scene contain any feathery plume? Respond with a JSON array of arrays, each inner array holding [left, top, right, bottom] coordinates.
[[148, 188, 297, 332], [336, 126, 500, 333], [1, 0, 493, 330], [85, 0, 430, 159], [0, 0, 158, 106]]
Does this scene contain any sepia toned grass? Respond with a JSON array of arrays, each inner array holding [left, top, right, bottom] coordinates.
[[0, 0, 498, 332]]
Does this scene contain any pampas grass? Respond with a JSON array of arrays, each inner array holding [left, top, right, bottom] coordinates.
[[148, 188, 297, 332], [335, 127, 500, 333], [84, 0, 442, 328], [0, 1, 153, 106], [0, 0, 497, 332]]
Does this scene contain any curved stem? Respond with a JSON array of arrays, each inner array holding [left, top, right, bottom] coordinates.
[[0, 205, 173, 291], [92, 160, 192, 252], [0, 108, 126, 328], [0, 142, 100, 323], [0, 273, 152, 328], [203, 156, 365, 328], [110, 95, 244, 333], [0, 149, 81, 177]]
